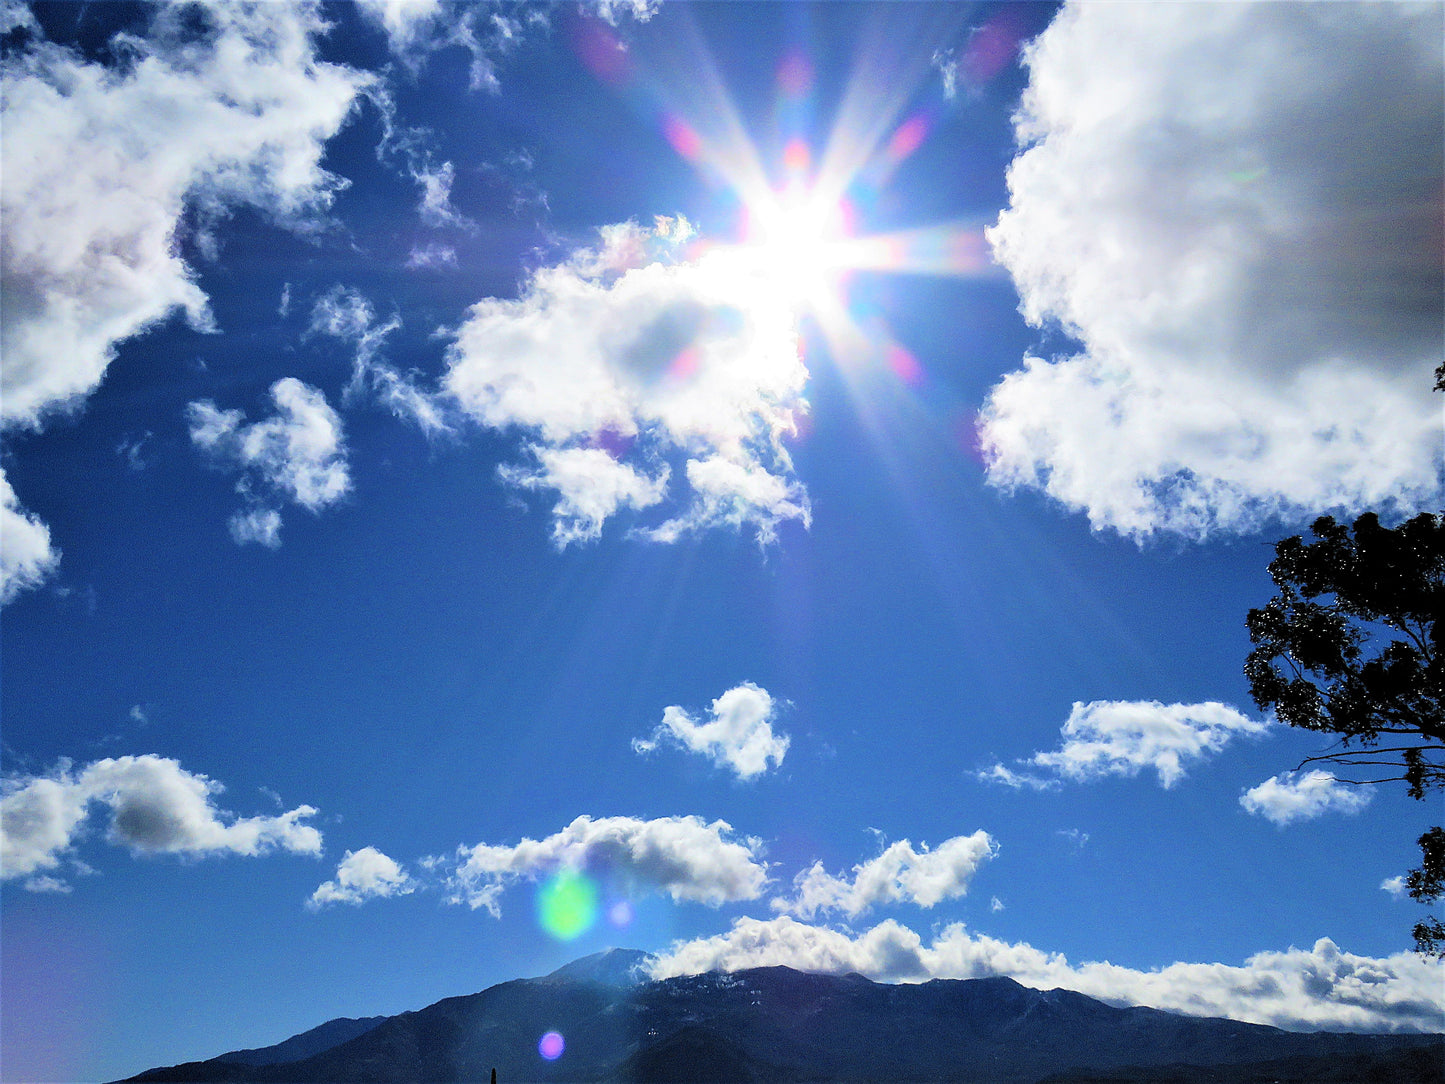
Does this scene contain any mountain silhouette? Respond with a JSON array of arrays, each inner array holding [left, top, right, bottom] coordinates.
[[121, 948, 1443, 1083]]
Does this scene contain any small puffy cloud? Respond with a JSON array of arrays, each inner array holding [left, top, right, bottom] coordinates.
[[444, 217, 811, 547], [188, 378, 350, 545], [0, 467, 59, 603], [501, 446, 669, 549], [1, 755, 321, 888], [772, 832, 996, 919], [649, 917, 1445, 1033], [1381, 875, 1409, 901], [983, 700, 1267, 789], [1240, 770, 1372, 826], [633, 683, 789, 780], [982, 3, 1444, 540], [308, 846, 416, 909], [444, 814, 769, 916]]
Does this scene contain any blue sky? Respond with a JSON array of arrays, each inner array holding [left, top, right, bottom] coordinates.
[[2, 2, 1442, 1081]]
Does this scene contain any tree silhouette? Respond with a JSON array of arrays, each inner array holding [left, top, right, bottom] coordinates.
[[1246, 509, 1443, 953]]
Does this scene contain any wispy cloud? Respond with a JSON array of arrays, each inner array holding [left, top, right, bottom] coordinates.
[[308, 286, 449, 434], [982, 2, 1444, 539], [442, 814, 769, 917], [633, 683, 789, 780], [1240, 770, 1372, 827], [649, 916, 1445, 1034], [1, 755, 321, 889], [771, 832, 996, 919], [981, 700, 1267, 789]]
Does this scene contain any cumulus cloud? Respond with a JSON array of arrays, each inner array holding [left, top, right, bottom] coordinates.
[[772, 832, 996, 919], [1, 2, 366, 430], [633, 683, 789, 780], [649, 916, 1445, 1033], [0, 2, 368, 599], [443, 814, 769, 916], [1, 755, 321, 888], [444, 217, 811, 547], [1240, 770, 1373, 826], [982, 2, 1444, 540], [982, 700, 1268, 789], [308, 846, 416, 909], [188, 378, 350, 546], [0, 468, 58, 603]]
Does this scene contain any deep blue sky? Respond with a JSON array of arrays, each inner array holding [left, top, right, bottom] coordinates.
[[2, 3, 1442, 1081]]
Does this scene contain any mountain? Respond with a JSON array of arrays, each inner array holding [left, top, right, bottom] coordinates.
[[211, 1016, 388, 1068], [121, 953, 1443, 1083]]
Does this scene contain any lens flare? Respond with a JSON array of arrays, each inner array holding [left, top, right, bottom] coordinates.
[[538, 1031, 565, 1060], [607, 899, 634, 928], [537, 869, 598, 941]]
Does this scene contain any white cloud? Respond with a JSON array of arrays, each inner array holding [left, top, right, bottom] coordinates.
[[406, 242, 459, 270], [501, 446, 669, 549], [633, 683, 789, 780], [413, 160, 469, 228], [308, 846, 416, 909], [1, 755, 321, 887], [228, 508, 283, 549], [0, 2, 368, 600], [444, 217, 811, 546], [0, 467, 59, 603], [1240, 770, 1373, 827], [188, 377, 350, 545], [1381, 875, 1409, 901], [649, 916, 1445, 1033], [354, 0, 541, 92], [591, 0, 659, 26], [982, 2, 1444, 540], [308, 286, 448, 433], [22, 874, 73, 895], [0, 2, 367, 431], [983, 700, 1268, 789], [444, 814, 769, 916], [772, 832, 996, 919]]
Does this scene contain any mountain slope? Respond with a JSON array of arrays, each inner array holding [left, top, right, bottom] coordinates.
[[123, 957, 1443, 1084]]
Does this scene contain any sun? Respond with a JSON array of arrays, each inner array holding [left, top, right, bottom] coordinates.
[[737, 179, 855, 310]]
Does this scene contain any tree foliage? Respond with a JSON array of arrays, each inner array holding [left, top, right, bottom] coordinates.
[[1245, 510, 1444, 954]]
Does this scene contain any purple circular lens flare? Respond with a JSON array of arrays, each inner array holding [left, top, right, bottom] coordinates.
[[538, 1030, 565, 1060]]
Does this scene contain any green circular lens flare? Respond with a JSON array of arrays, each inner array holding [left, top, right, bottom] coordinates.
[[537, 869, 598, 941]]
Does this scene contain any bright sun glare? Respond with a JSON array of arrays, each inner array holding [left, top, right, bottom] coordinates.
[[740, 181, 854, 306]]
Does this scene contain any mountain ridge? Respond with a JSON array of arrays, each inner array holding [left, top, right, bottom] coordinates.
[[121, 952, 1444, 1084]]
